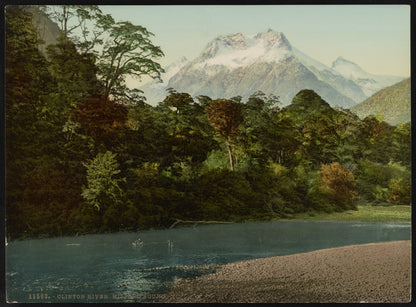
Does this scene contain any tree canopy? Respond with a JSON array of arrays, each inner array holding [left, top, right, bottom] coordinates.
[[40, 5, 165, 104], [206, 99, 243, 171], [5, 6, 411, 240]]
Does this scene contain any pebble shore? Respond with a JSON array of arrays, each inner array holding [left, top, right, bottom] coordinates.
[[159, 240, 411, 303]]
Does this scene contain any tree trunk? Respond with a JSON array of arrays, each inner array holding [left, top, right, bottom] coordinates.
[[225, 140, 234, 171]]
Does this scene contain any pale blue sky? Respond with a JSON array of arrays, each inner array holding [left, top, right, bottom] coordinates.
[[100, 5, 410, 77]]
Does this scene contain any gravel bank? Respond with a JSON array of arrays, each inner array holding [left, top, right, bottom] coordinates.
[[160, 240, 411, 303]]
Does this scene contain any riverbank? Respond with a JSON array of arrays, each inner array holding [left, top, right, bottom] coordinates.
[[6, 204, 411, 242], [280, 204, 411, 222], [160, 240, 411, 303]]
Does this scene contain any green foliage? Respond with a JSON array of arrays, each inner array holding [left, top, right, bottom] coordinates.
[[319, 162, 356, 210], [46, 35, 100, 104], [351, 78, 411, 125], [97, 19, 164, 102], [193, 169, 254, 220], [286, 89, 335, 117], [71, 95, 128, 146], [390, 122, 411, 168], [238, 91, 281, 167], [202, 149, 230, 170], [387, 178, 411, 205], [206, 99, 243, 171], [5, 6, 82, 239], [5, 8, 410, 240], [41, 5, 103, 42], [282, 205, 410, 222], [355, 159, 410, 205], [82, 151, 125, 211], [282, 90, 360, 167], [356, 115, 394, 164], [42, 5, 164, 104], [163, 88, 195, 113]]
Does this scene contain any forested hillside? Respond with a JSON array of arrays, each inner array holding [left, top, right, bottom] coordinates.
[[5, 6, 411, 240], [351, 78, 411, 125]]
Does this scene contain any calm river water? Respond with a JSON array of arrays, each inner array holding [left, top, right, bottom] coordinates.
[[6, 221, 411, 302]]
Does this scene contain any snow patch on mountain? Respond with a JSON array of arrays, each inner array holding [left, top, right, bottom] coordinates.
[[139, 56, 189, 104], [331, 56, 369, 80], [292, 47, 333, 72], [331, 56, 404, 97], [292, 50, 367, 102], [195, 30, 292, 69], [161, 56, 189, 83], [141, 29, 406, 106]]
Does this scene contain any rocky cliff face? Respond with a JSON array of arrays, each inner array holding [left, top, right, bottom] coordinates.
[[24, 6, 61, 56]]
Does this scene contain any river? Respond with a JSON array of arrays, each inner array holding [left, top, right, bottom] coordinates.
[[6, 220, 411, 303]]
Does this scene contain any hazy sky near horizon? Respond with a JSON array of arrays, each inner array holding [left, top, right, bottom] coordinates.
[[99, 5, 410, 77]]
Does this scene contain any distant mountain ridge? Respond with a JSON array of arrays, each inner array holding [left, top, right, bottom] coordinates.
[[350, 78, 411, 125], [142, 29, 406, 107], [331, 56, 404, 97], [25, 12, 406, 108]]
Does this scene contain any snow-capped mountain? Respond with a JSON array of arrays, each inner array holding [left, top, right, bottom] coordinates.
[[161, 56, 189, 82], [140, 56, 189, 103], [26, 11, 405, 108], [292, 49, 368, 103], [195, 31, 292, 69], [142, 29, 406, 107], [331, 57, 404, 97]]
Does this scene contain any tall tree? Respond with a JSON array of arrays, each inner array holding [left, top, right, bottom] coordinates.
[[357, 115, 393, 164], [82, 151, 125, 211], [240, 91, 281, 166], [41, 5, 165, 104], [206, 99, 243, 171], [5, 6, 86, 238], [390, 122, 411, 168], [40, 5, 104, 52], [46, 36, 100, 107], [97, 19, 164, 102]]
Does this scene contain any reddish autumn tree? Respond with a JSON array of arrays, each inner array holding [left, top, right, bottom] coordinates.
[[72, 94, 128, 140], [206, 99, 243, 171]]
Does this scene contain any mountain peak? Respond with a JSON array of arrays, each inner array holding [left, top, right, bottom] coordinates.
[[217, 32, 246, 44], [332, 56, 359, 68], [330, 56, 404, 96], [197, 29, 292, 68], [331, 56, 366, 80], [254, 29, 291, 49], [200, 32, 248, 60]]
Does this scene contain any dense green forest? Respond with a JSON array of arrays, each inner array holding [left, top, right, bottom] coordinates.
[[5, 6, 411, 240], [351, 78, 411, 126]]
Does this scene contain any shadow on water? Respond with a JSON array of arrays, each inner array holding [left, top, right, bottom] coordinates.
[[6, 220, 411, 302]]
